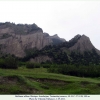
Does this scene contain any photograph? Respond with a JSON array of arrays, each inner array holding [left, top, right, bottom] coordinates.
[[0, 0, 100, 99]]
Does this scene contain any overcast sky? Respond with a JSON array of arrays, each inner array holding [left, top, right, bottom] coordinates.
[[0, 1, 100, 50]]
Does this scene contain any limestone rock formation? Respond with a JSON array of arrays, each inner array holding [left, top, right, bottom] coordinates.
[[0, 22, 65, 57], [30, 56, 52, 63], [68, 34, 100, 54]]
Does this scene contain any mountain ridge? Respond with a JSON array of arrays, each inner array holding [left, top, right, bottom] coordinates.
[[0, 22, 99, 60], [0, 22, 65, 57], [68, 34, 98, 53]]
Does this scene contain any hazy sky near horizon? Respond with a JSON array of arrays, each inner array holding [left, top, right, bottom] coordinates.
[[0, 1, 100, 50]]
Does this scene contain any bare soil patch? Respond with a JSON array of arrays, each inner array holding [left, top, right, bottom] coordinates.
[[28, 77, 72, 85]]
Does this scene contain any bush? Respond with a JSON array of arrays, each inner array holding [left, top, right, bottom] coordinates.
[[42, 64, 51, 68], [0, 56, 18, 69], [47, 64, 100, 77], [47, 66, 55, 73], [18, 61, 26, 67], [26, 62, 35, 69], [47, 64, 60, 73], [26, 62, 41, 68], [34, 63, 41, 68], [0, 59, 6, 68], [4, 56, 18, 69]]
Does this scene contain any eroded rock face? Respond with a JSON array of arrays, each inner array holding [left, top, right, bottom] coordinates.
[[69, 35, 97, 53], [30, 56, 52, 63], [0, 22, 99, 59], [0, 22, 65, 57]]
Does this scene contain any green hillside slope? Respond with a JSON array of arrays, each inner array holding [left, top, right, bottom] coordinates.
[[0, 67, 100, 94]]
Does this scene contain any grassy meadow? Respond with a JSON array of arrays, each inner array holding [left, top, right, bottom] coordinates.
[[0, 66, 100, 94]]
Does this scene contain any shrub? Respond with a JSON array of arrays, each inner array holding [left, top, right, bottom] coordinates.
[[34, 63, 41, 68], [42, 64, 51, 68], [26, 62, 41, 68], [0, 56, 18, 69], [26, 62, 35, 69], [4, 56, 18, 69], [0, 59, 6, 68], [18, 61, 26, 67], [47, 64, 59, 73], [47, 64, 100, 77]]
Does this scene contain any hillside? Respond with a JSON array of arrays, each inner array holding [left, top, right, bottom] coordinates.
[[0, 22, 100, 94], [0, 22, 100, 64], [0, 67, 100, 94], [0, 22, 100, 72], [21, 34, 100, 66]]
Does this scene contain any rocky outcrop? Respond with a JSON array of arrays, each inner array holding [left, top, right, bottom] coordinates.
[[68, 34, 99, 54], [49, 34, 66, 45], [30, 56, 52, 63], [0, 22, 65, 57]]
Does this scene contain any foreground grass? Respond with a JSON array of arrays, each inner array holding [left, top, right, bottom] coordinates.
[[0, 67, 100, 94]]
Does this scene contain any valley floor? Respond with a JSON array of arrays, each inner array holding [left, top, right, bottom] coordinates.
[[0, 67, 100, 94]]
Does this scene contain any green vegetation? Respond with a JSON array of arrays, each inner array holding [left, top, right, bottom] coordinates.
[[0, 34, 100, 94], [0, 67, 100, 94], [0, 56, 100, 94], [21, 43, 100, 67], [0, 54, 100, 77], [13, 35, 100, 77], [48, 64, 100, 77], [26, 62, 41, 68], [0, 56, 18, 69], [14, 23, 42, 35]]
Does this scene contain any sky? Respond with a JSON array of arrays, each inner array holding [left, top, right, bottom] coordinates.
[[0, 1, 100, 50]]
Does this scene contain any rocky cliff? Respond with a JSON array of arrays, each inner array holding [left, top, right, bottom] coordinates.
[[0, 22, 66, 57], [68, 34, 100, 54], [0, 22, 100, 59]]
